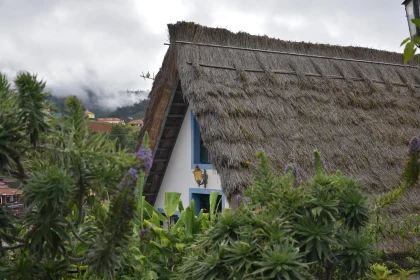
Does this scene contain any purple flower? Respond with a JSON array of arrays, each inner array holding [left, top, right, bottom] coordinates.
[[69, 169, 74, 176], [144, 151, 153, 172], [251, 162, 257, 169], [409, 137, 420, 154], [234, 194, 243, 208], [137, 145, 153, 172], [285, 163, 299, 188], [139, 228, 148, 237], [129, 168, 138, 176], [137, 145, 147, 160]]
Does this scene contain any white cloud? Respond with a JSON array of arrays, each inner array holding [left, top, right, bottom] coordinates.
[[0, 0, 409, 108]]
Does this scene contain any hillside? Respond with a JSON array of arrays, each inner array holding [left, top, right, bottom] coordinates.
[[47, 94, 150, 121], [107, 99, 150, 122], [47, 94, 113, 118]]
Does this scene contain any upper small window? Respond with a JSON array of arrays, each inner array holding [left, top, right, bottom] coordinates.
[[191, 111, 211, 167], [199, 138, 209, 164]]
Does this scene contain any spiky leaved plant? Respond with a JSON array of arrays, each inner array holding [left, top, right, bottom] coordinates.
[[176, 149, 375, 280], [0, 71, 154, 279], [14, 72, 49, 148], [84, 137, 152, 279]]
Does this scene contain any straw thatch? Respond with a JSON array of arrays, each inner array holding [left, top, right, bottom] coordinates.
[[139, 22, 420, 257]]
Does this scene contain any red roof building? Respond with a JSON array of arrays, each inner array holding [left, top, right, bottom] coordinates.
[[0, 182, 23, 215], [97, 118, 125, 124], [128, 119, 143, 126]]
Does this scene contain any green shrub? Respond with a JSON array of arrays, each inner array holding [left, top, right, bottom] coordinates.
[[176, 150, 374, 280]]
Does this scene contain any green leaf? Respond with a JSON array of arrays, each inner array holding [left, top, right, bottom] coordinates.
[[143, 197, 166, 222], [404, 41, 416, 65], [401, 37, 411, 47], [313, 150, 326, 178], [412, 18, 420, 28], [176, 243, 185, 252], [209, 191, 219, 221], [163, 192, 181, 217], [178, 200, 184, 212], [151, 211, 161, 227], [412, 36, 420, 45], [183, 206, 194, 235]]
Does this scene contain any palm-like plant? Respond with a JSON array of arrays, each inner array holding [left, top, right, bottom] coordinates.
[[294, 213, 336, 263], [250, 243, 309, 280], [177, 150, 375, 280], [336, 232, 374, 279], [0, 73, 25, 176], [0, 72, 152, 279], [14, 72, 49, 147]]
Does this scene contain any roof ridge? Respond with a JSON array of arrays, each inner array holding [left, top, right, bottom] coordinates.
[[173, 40, 420, 69]]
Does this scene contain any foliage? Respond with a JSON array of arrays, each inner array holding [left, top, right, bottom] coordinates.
[[176, 150, 374, 280], [109, 124, 138, 153], [118, 187, 222, 279], [0, 72, 151, 279], [107, 98, 150, 122], [402, 18, 420, 64], [367, 262, 417, 280], [2, 71, 420, 279]]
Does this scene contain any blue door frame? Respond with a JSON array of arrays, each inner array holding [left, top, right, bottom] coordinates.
[[189, 188, 225, 215]]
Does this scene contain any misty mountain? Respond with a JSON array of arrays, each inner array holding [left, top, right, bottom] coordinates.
[[107, 99, 150, 122], [47, 88, 149, 118]]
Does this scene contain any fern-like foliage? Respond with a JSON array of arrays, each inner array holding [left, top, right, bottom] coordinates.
[[22, 166, 74, 259], [14, 72, 49, 147], [0, 73, 25, 176]]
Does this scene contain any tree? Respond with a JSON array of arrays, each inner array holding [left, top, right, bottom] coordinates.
[[109, 125, 139, 152], [0, 72, 152, 279]]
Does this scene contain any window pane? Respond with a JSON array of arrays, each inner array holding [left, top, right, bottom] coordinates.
[[200, 138, 209, 164], [195, 193, 223, 214]]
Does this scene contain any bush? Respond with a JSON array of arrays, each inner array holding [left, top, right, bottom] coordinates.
[[176, 150, 374, 280]]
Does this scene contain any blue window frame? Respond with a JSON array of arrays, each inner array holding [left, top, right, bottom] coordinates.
[[189, 188, 225, 215], [191, 110, 212, 169]]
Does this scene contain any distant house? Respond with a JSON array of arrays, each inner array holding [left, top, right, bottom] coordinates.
[[139, 22, 420, 261], [97, 118, 125, 124], [128, 119, 143, 127], [85, 110, 95, 119], [0, 182, 23, 215]]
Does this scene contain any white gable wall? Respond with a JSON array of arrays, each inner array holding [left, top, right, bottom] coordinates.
[[154, 106, 227, 210]]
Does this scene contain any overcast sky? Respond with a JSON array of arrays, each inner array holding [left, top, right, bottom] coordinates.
[[0, 0, 408, 108]]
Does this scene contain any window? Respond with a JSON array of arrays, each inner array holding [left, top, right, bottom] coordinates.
[[189, 188, 225, 215], [6, 196, 12, 203], [191, 111, 211, 168]]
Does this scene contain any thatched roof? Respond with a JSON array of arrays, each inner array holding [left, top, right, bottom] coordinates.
[[139, 21, 420, 256]]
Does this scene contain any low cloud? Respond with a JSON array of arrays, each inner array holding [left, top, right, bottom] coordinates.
[[0, 0, 408, 109]]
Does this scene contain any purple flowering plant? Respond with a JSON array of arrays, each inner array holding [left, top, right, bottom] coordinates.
[[285, 163, 299, 188]]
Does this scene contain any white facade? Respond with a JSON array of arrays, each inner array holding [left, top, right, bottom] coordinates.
[[154, 107, 228, 210]]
